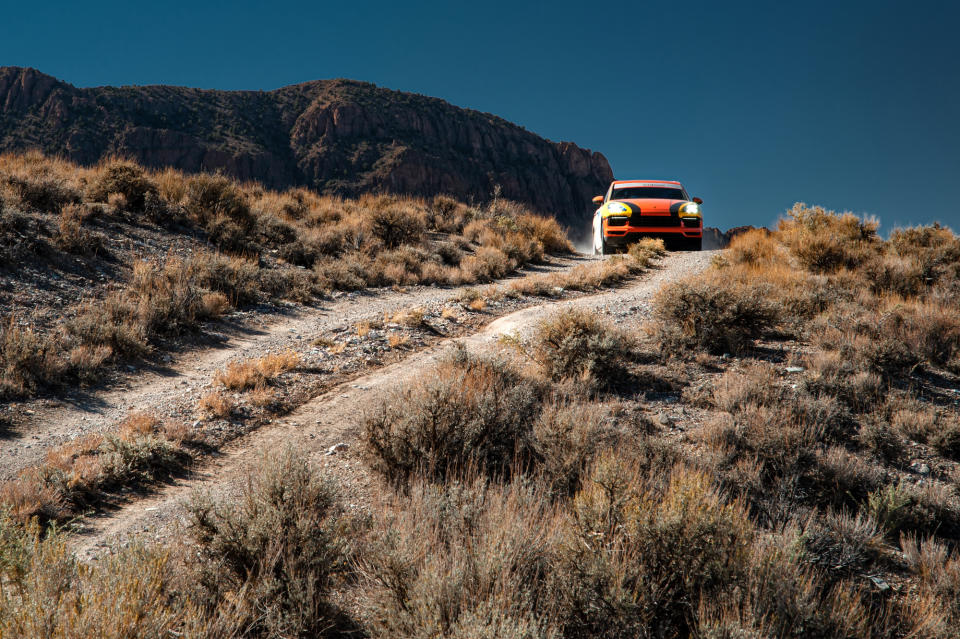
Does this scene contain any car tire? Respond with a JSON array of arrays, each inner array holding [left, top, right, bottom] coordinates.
[[686, 237, 702, 251], [593, 220, 607, 256]]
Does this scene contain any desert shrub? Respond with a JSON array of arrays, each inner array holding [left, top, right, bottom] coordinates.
[[190, 250, 260, 305], [531, 309, 633, 390], [858, 419, 908, 464], [812, 447, 885, 508], [361, 478, 565, 639], [558, 459, 754, 637], [86, 160, 158, 211], [66, 295, 149, 357], [3, 173, 79, 213], [369, 202, 427, 248], [697, 532, 878, 639], [215, 351, 299, 391], [721, 228, 780, 267], [516, 213, 573, 254], [458, 246, 512, 283], [186, 448, 358, 638], [803, 348, 885, 411], [654, 274, 779, 355], [363, 348, 544, 486], [129, 258, 217, 336], [0, 318, 64, 398], [53, 203, 101, 255], [533, 401, 624, 498], [931, 424, 960, 460], [778, 204, 880, 274], [314, 253, 369, 291], [429, 194, 474, 232], [184, 173, 256, 251], [0, 513, 188, 638], [626, 237, 666, 266], [800, 510, 886, 579]]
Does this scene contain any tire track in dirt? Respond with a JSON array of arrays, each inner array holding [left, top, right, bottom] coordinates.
[[70, 250, 716, 558], [1, 256, 590, 481]]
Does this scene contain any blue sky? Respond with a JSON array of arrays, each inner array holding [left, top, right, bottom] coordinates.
[[2, 0, 958, 232]]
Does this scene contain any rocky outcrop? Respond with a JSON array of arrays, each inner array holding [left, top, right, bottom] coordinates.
[[703, 225, 764, 249], [0, 67, 612, 227]]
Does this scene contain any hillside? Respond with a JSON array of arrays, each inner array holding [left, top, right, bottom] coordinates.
[[3, 204, 960, 637], [0, 67, 612, 228]]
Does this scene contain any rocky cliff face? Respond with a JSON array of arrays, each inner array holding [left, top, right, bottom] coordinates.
[[0, 67, 612, 227]]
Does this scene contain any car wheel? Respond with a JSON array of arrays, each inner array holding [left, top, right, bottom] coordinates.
[[593, 220, 607, 255], [687, 237, 702, 251]]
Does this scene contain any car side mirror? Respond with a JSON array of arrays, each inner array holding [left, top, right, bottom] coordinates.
[[693, 197, 703, 205], [592, 195, 604, 205]]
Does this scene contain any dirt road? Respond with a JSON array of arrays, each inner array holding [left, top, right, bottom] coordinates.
[[5, 250, 716, 557]]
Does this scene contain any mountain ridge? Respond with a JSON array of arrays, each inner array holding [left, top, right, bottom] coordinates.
[[0, 67, 612, 227]]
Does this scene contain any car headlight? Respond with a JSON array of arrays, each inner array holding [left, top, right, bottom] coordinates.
[[683, 203, 700, 215], [607, 202, 629, 214]]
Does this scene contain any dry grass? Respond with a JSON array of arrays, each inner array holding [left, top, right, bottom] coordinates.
[[0, 152, 575, 400], [197, 391, 235, 419], [214, 351, 300, 391], [0, 413, 187, 525]]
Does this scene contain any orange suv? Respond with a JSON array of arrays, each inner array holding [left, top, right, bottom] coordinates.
[[591, 180, 702, 254]]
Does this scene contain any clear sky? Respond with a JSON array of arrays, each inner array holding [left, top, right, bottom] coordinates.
[[2, 0, 958, 232]]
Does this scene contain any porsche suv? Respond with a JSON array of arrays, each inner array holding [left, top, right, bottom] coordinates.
[[591, 180, 703, 253]]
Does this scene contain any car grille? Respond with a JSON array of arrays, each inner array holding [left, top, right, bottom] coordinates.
[[629, 213, 679, 227], [681, 218, 700, 228]]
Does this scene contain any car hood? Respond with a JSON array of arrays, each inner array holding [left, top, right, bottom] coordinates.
[[612, 198, 687, 214]]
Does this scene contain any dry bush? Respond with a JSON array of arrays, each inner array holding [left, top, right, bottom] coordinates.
[[198, 391, 235, 419], [457, 245, 513, 283], [118, 412, 160, 441], [428, 193, 474, 232], [368, 201, 427, 248], [314, 252, 369, 291], [697, 532, 879, 638], [214, 351, 299, 391], [53, 203, 101, 255], [720, 228, 780, 267], [186, 448, 358, 637], [531, 309, 634, 390], [361, 477, 565, 638], [364, 348, 545, 486], [0, 514, 189, 638], [516, 213, 574, 254], [86, 159, 157, 211], [800, 510, 886, 579], [710, 362, 783, 413], [559, 458, 754, 637], [191, 250, 261, 305], [184, 173, 256, 252], [2, 171, 79, 213], [654, 272, 779, 355], [778, 203, 880, 273], [626, 236, 666, 266], [533, 401, 624, 498], [0, 318, 64, 398], [66, 294, 149, 358], [803, 348, 885, 412]]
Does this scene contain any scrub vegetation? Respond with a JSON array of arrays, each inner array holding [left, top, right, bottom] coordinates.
[[3, 201, 960, 637], [0, 152, 572, 400]]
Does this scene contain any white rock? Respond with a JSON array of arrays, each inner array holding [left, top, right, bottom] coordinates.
[[326, 442, 349, 456]]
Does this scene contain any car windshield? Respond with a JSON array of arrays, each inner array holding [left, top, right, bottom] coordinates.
[[611, 186, 686, 201]]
